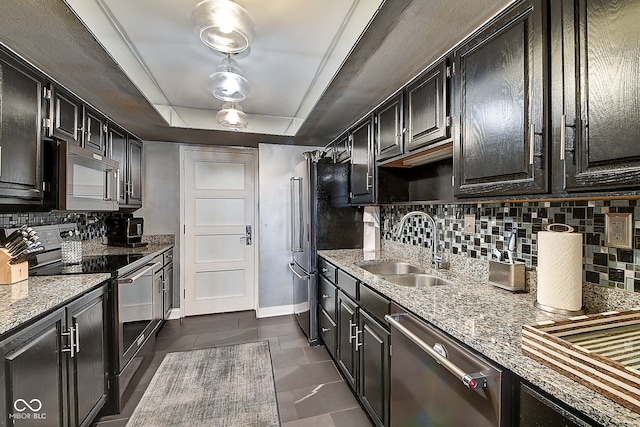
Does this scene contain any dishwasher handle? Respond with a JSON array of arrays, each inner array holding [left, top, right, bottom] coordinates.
[[385, 314, 488, 390]]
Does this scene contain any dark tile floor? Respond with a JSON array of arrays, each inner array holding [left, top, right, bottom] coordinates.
[[93, 311, 373, 427]]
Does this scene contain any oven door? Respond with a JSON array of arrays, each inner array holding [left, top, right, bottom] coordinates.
[[116, 262, 161, 370]]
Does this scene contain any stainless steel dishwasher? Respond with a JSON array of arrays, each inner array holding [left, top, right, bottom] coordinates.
[[385, 311, 511, 426]]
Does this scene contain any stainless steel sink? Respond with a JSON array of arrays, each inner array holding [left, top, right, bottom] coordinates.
[[358, 262, 425, 275], [383, 274, 453, 287]]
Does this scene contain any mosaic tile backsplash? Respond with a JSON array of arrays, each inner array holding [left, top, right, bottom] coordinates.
[[0, 211, 110, 240], [381, 199, 640, 293]]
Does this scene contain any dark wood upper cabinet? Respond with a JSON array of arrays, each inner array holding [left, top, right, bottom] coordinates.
[[46, 84, 82, 146], [405, 60, 450, 152], [127, 136, 143, 208], [84, 107, 106, 155], [452, 0, 548, 197], [108, 125, 128, 206], [554, 0, 640, 191], [349, 115, 375, 204], [0, 47, 44, 205], [332, 133, 351, 164], [375, 93, 403, 161], [108, 125, 143, 210]]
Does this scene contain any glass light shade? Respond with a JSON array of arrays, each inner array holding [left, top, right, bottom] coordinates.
[[192, 0, 255, 54], [208, 57, 250, 102], [216, 102, 248, 130]]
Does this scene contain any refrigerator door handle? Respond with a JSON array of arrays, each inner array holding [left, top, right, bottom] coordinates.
[[288, 262, 310, 281], [290, 176, 304, 252]]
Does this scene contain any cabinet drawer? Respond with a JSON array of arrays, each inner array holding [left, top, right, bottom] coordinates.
[[319, 307, 336, 358], [318, 257, 337, 283], [360, 284, 390, 325], [319, 275, 337, 321], [163, 248, 174, 266], [337, 269, 358, 300]]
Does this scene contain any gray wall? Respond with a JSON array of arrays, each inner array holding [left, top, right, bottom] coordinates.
[[258, 143, 320, 309], [138, 141, 181, 307]]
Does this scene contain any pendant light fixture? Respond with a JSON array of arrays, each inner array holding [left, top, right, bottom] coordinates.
[[208, 56, 250, 102], [216, 102, 248, 131], [192, 0, 255, 55]]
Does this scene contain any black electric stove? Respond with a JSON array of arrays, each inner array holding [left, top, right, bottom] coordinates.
[[29, 253, 146, 276]]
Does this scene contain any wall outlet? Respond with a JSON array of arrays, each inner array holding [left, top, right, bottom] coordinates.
[[605, 212, 632, 249], [464, 214, 475, 235]]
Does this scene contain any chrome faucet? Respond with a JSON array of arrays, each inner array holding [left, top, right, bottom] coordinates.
[[395, 211, 443, 270]]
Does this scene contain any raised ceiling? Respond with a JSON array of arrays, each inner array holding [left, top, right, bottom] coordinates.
[[0, 0, 515, 147]]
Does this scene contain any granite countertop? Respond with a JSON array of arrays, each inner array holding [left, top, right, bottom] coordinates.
[[318, 248, 640, 427], [0, 235, 175, 339], [82, 234, 174, 257], [0, 273, 111, 336]]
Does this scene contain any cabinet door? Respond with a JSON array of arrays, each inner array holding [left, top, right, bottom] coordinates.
[[48, 85, 82, 145], [376, 93, 403, 161], [0, 308, 67, 427], [84, 108, 106, 155], [406, 60, 450, 151], [67, 287, 107, 427], [558, 0, 640, 191], [337, 291, 358, 390], [453, 0, 547, 197], [350, 116, 375, 204], [0, 51, 44, 203], [519, 381, 595, 427], [163, 262, 174, 319], [333, 133, 350, 163], [108, 125, 127, 205], [126, 136, 143, 208], [359, 310, 390, 427]]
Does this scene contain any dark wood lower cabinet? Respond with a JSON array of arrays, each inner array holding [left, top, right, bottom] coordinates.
[[518, 380, 601, 427], [67, 287, 108, 427], [332, 273, 390, 427], [337, 291, 358, 390], [0, 308, 67, 426], [358, 309, 389, 427], [0, 285, 107, 427]]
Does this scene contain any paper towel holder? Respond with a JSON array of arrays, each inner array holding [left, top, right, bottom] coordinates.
[[534, 223, 585, 316], [534, 300, 585, 316]]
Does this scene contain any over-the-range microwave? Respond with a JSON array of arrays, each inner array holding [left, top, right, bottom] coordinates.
[[44, 140, 120, 211]]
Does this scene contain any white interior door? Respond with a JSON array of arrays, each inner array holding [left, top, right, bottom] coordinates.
[[182, 147, 256, 316]]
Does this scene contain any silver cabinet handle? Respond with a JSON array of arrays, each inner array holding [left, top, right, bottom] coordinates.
[[321, 267, 329, 273], [321, 294, 330, 299], [355, 328, 363, 352], [529, 124, 535, 165], [321, 327, 330, 333], [75, 323, 80, 354], [349, 320, 357, 344], [560, 114, 566, 161], [385, 314, 488, 389], [62, 326, 76, 358]]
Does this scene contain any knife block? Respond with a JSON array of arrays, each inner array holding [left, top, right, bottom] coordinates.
[[0, 248, 28, 285]]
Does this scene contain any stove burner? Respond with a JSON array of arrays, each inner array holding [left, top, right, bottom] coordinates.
[[30, 254, 146, 276]]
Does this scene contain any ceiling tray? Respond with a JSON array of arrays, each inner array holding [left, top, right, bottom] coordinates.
[[522, 308, 640, 413]]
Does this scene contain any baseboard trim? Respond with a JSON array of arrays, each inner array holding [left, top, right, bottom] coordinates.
[[167, 308, 182, 320], [257, 304, 294, 318]]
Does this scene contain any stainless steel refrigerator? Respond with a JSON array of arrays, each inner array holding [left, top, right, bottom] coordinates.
[[289, 151, 363, 345]]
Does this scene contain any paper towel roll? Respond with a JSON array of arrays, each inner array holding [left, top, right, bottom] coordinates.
[[537, 226, 583, 313]]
